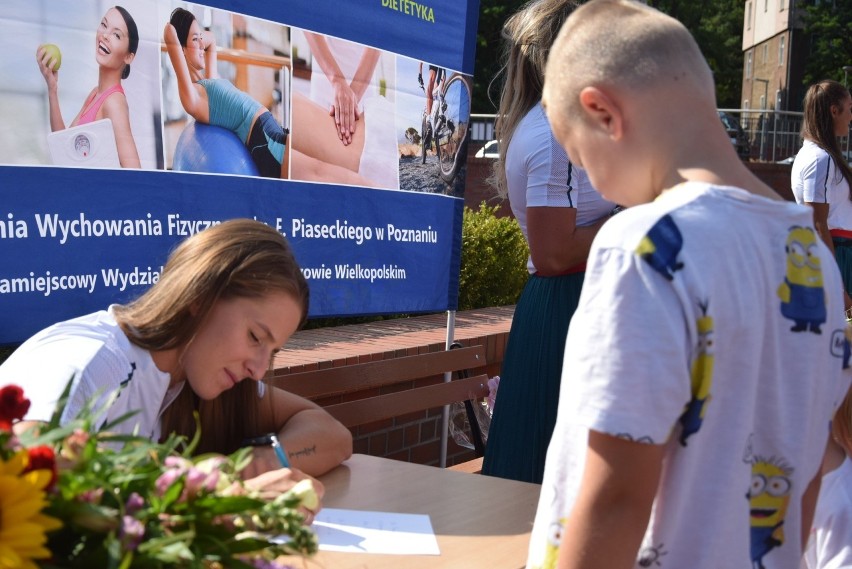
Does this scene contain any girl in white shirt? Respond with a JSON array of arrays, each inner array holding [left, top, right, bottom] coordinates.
[[791, 79, 852, 310]]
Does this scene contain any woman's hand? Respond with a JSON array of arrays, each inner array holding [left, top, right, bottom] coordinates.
[[244, 467, 325, 524], [241, 445, 288, 479], [329, 76, 360, 146], [35, 46, 59, 91]]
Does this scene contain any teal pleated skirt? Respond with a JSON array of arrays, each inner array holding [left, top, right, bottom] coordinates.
[[833, 239, 852, 297], [481, 271, 585, 483]]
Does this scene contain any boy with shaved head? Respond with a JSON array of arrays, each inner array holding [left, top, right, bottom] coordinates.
[[526, 1, 851, 568]]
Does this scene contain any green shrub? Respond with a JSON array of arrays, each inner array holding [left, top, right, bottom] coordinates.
[[458, 202, 529, 310]]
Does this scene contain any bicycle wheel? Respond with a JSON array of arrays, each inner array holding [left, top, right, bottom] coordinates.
[[436, 74, 471, 184]]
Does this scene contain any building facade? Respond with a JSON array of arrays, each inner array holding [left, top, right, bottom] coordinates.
[[741, 0, 808, 112]]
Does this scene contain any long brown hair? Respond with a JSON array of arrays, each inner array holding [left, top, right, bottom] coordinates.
[[834, 388, 852, 457], [801, 80, 852, 201], [489, 0, 580, 198], [113, 219, 309, 453]]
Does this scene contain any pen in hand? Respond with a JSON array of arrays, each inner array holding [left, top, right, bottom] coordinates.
[[242, 433, 291, 469]]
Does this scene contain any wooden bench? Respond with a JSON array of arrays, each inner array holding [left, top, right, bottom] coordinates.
[[268, 345, 490, 472]]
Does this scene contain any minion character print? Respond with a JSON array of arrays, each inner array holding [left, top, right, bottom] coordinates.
[[777, 226, 826, 334], [635, 214, 684, 281], [678, 300, 714, 446], [747, 456, 793, 569], [535, 518, 566, 569]]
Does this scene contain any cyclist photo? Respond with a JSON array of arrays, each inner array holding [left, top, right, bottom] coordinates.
[[397, 57, 472, 196]]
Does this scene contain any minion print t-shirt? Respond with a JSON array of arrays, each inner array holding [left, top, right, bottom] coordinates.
[[526, 182, 851, 569]]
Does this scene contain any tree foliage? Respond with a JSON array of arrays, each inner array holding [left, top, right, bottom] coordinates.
[[802, 0, 852, 88], [472, 0, 527, 113], [472, 0, 745, 112]]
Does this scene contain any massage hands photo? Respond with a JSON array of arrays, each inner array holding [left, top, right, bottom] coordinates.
[[303, 31, 380, 147]]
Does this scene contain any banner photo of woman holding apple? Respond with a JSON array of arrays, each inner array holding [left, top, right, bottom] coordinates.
[[1, 0, 163, 170]]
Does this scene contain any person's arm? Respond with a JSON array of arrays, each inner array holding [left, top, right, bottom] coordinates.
[[201, 28, 219, 80], [163, 23, 209, 122], [35, 46, 67, 132], [303, 33, 360, 145], [807, 202, 852, 310], [348, 48, 380, 107], [527, 207, 607, 275], [101, 92, 141, 168], [557, 430, 665, 569], [801, 433, 830, 550], [243, 386, 353, 478]]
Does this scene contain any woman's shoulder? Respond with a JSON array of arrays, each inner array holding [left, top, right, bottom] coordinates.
[[794, 139, 829, 162], [100, 85, 130, 116]]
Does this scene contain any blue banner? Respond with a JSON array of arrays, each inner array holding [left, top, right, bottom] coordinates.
[[0, 0, 477, 344]]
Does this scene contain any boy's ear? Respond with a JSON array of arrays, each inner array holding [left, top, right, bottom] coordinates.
[[578, 86, 623, 140]]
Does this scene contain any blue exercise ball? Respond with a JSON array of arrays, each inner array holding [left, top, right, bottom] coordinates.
[[173, 122, 259, 176]]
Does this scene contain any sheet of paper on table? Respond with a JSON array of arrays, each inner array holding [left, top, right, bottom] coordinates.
[[312, 508, 441, 555]]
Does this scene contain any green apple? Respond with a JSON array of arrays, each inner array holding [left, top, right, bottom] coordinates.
[[40, 43, 62, 71]]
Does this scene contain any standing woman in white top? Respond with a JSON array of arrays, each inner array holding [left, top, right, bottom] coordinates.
[[480, 0, 614, 484], [792, 79, 852, 310]]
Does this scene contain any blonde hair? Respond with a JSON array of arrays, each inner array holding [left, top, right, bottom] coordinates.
[[489, 0, 580, 198], [834, 389, 852, 457], [113, 219, 310, 453], [543, 0, 714, 125]]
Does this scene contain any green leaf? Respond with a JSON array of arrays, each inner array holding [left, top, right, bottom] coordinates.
[[193, 495, 265, 515]]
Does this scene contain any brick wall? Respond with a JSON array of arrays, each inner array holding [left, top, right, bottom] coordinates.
[[270, 307, 512, 468]]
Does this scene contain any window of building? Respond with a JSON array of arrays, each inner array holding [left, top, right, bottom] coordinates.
[[746, 51, 753, 79], [779, 36, 785, 65], [760, 94, 766, 110], [763, 44, 768, 63], [780, 0, 784, 10], [764, 0, 768, 11], [744, 100, 750, 111], [747, 1, 752, 29]]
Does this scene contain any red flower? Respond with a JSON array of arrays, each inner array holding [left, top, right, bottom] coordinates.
[[24, 445, 58, 490], [0, 385, 30, 430]]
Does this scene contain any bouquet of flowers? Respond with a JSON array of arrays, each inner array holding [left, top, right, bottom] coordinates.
[[0, 383, 318, 569]]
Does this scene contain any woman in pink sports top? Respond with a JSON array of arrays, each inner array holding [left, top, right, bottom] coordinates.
[[35, 6, 141, 168]]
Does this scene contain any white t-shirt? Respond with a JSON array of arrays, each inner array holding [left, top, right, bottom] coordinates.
[[0, 307, 180, 441], [802, 456, 852, 569], [505, 103, 613, 273], [791, 140, 852, 231], [527, 183, 851, 569]]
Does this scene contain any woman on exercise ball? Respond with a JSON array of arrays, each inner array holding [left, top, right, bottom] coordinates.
[[163, 7, 288, 178]]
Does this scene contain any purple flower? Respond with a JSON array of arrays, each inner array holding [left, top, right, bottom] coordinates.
[[184, 467, 208, 496], [125, 492, 144, 515], [155, 467, 183, 497], [119, 515, 145, 551], [486, 376, 500, 415], [78, 487, 104, 504]]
